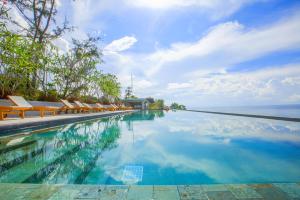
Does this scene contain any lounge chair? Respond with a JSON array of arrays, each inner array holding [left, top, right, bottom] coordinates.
[[0, 105, 32, 120], [95, 103, 107, 111], [120, 104, 130, 110], [111, 104, 120, 110], [82, 103, 102, 112], [107, 104, 117, 111], [60, 99, 81, 113], [74, 101, 92, 112], [6, 96, 59, 118]]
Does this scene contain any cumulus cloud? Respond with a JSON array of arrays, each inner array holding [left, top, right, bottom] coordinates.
[[125, 0, 259, 18], [281, 77, 300, 86], [167, 82, 192, 90], [104, 36, 138, 53], [55, 0, 300, 106], [144, 14, 300, 76], [287, 94, 300, 102]]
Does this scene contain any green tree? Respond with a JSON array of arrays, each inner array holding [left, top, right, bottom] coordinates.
[[170, 102, 186, 110], [52, 37, 102, 99], [0, 29, 46, 98], [149, 99, 164, 110], [5, 0, 72, 94], [93, 73, 121, 100]]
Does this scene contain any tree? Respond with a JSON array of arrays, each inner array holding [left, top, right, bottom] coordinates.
[[0, 28, 46, 98], [5, 0, 72, 94], [170, 102, 186, 110], [93, 73, 121, 100], [52, 37, 102, 99], [149, 99, 165, 110]]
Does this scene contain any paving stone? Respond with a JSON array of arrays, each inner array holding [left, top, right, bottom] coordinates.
[[73, 185, 104, 199], [273, 183, 300, 198], [0, 184, 59, 200], [99, 185, 129, 200], [177, 185, 208, 200], [153, 185, 180, 200], [49, 184, 102, 200], [25, 184, 59, 200], [206, 191, 237, 200], [201, 184, 228, 192], [227, 184, 263, 199], [251, 184, 290, 200], [127, 185, 153, 200], [0, 185, 33, 200], [0, 183, 14, 196]]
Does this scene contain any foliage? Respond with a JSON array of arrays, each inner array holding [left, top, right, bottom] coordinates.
[[52, 37, 101, 99], [3, 0, 73, 95], [92, 72, 121, 100], [0, 28, 47, 98], [124, 86, 134, 99], [170, 102, 186, 110], [0, 2, 121, 102], [149, 99, 164, 110]]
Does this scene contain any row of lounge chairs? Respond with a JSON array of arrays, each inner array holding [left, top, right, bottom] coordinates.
[[0, 96, 132, 120]]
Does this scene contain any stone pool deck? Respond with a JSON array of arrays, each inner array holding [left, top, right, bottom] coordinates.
[[0, 110, 135, 135], [0, 183, 300, 200]]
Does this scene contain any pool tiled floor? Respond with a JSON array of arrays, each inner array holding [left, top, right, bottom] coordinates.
[[0, 183, 300, 200]]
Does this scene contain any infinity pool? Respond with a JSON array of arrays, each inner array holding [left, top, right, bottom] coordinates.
[[0, 111, 300, 185]]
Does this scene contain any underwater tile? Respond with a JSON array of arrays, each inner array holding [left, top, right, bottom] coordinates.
[[99, 185, 129, 200], [202, 184, 228, 192], [127, 185, 153, 200], [206, 191, 237, 200], [178, 185, 208, 200], [227, 184, 263, 199], [273, 183, 300, 198], [153, 185, 180, 200]]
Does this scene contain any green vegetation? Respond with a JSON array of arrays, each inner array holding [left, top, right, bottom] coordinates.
[[170, 102, 186, 110], [149, 99, 165, 110], [0, 1, 121, 102]]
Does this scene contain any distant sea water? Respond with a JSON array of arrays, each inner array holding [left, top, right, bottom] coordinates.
[[189, 104, 300, 118]]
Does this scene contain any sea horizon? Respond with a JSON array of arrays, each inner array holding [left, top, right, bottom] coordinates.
[[189, 104, 300, 118]]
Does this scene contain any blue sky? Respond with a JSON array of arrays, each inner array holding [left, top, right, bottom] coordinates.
[[55, 0, 300, 107]]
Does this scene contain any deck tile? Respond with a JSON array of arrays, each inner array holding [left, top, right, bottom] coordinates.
[[177, 185, 208, 200], [251, 184, 290, 200], [26, 184, 59, 200], [73, 185, 104, 199], [202, 184, 228, 192], [273, 183, 300, 198], [206, 191, 237, 200], [49, 185, 103, 200], [153, 185, 180, 200], [127, 185, 153, 200], [99, 185, 129, 200], [227, 184, 263, 199]]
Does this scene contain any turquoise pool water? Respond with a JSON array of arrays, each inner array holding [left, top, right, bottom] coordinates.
[[0, 110, 300, 185]]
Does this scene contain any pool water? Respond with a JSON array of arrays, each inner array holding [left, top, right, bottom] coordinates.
[[0, 110, 300, 185]]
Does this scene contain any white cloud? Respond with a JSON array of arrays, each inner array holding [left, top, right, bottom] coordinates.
[[282, 77, 300, 86], [167, 82, 192, 90], [125, 0, 259, 18], [287, 94, 300, 102], [144, 14, 300, 76], [104, 36, 138, 53], [183, 64, 300, 102], [102, 13, 300, 106]]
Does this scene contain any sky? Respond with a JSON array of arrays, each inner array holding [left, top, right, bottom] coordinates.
[[56, 0, 299, 107]]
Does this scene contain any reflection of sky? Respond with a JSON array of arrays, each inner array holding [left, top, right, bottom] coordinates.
[[85, 111, 300, 184], [2, 111, 299, 185]]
